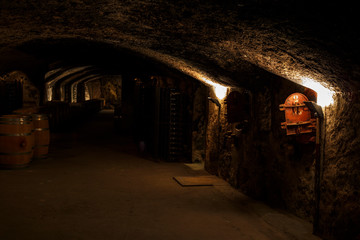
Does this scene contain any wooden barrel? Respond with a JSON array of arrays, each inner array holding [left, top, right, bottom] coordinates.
[[0, 115, 34, 169], [32, 114, 50, 159]]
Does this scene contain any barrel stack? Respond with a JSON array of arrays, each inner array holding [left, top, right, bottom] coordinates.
[[0, 107, 51, 169]]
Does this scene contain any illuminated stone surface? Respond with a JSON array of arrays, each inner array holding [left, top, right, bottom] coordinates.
[[0, 1, 359, 91], [0, 1, 359, 239]]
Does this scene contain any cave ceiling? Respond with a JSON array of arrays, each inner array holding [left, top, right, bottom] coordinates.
[[0, 0, 359, 92]]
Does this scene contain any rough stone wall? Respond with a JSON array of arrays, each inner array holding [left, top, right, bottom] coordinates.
[[206, 75, 317, 221], [100, 76, 122, 108], [206, 74, 360, 239], [191, 84, 208, 163], [205, 88, 224, 173], [0, 1, 359, 239], [1, 0, 358, 91], [2, 70, 39, 107], [85, 80, 101, 100], [319, 93, 360, 240]]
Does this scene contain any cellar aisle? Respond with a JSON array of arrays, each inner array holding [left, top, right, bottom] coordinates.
[[0, 110, 319, 240]]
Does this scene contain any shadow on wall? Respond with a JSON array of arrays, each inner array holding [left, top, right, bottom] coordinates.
[[0, 71, 40, 115]]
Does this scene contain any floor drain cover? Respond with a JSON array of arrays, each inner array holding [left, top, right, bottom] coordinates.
[[173, 176, 226, 187]]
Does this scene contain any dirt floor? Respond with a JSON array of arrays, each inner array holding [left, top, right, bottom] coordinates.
[[0, 110, 321, 240]]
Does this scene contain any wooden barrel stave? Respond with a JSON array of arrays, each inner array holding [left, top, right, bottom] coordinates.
[[32, 114, 50, 159], [0, 115, 34, 169]]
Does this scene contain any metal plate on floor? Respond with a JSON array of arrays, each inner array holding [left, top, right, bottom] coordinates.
[[173, 176, 226, 187]]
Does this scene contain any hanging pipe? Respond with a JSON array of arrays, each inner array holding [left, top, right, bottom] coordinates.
[[304, 101, 324, 234]]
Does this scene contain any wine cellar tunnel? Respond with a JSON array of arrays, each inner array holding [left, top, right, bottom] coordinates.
[[1, 1, 360, 240], [0, 39, 212, 163]]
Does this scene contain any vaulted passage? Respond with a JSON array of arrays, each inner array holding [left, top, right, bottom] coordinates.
[[1, 1, 360, 240], [0, 37, 356, 240]]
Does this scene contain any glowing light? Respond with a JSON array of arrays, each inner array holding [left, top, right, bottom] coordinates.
[[214, 85, 227, 100], [199, 77, 228, 100], [301, 77, 335, 107]]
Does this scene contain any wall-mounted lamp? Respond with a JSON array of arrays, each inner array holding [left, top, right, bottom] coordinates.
[[198, 76, 228, 100], [301, 77, 334, 107], [214, 85, 227, 100]]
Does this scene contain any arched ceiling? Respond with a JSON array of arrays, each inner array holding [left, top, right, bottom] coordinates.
[[0, 0, 359, 92]]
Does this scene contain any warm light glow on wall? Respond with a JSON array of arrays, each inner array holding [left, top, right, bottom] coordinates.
[[214, 85, 227, 100], [133, 49, 230, 100], [301, 77, 335, 107], [45, 82, 53, 101], [200, 77, 228, 100]]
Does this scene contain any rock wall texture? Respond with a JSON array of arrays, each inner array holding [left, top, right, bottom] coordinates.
[[206, 73, 360, 239], [205, 88, 223, 173], [85, 80, 101, 100], [1, 70, 40, 107], [191, 84, 208, 163], [0, 0, 358, 91], [319, 93, 360, 239], [206, 74, 317, 222], [100, 76, 122, 108], [0, 1, 359, 239]]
